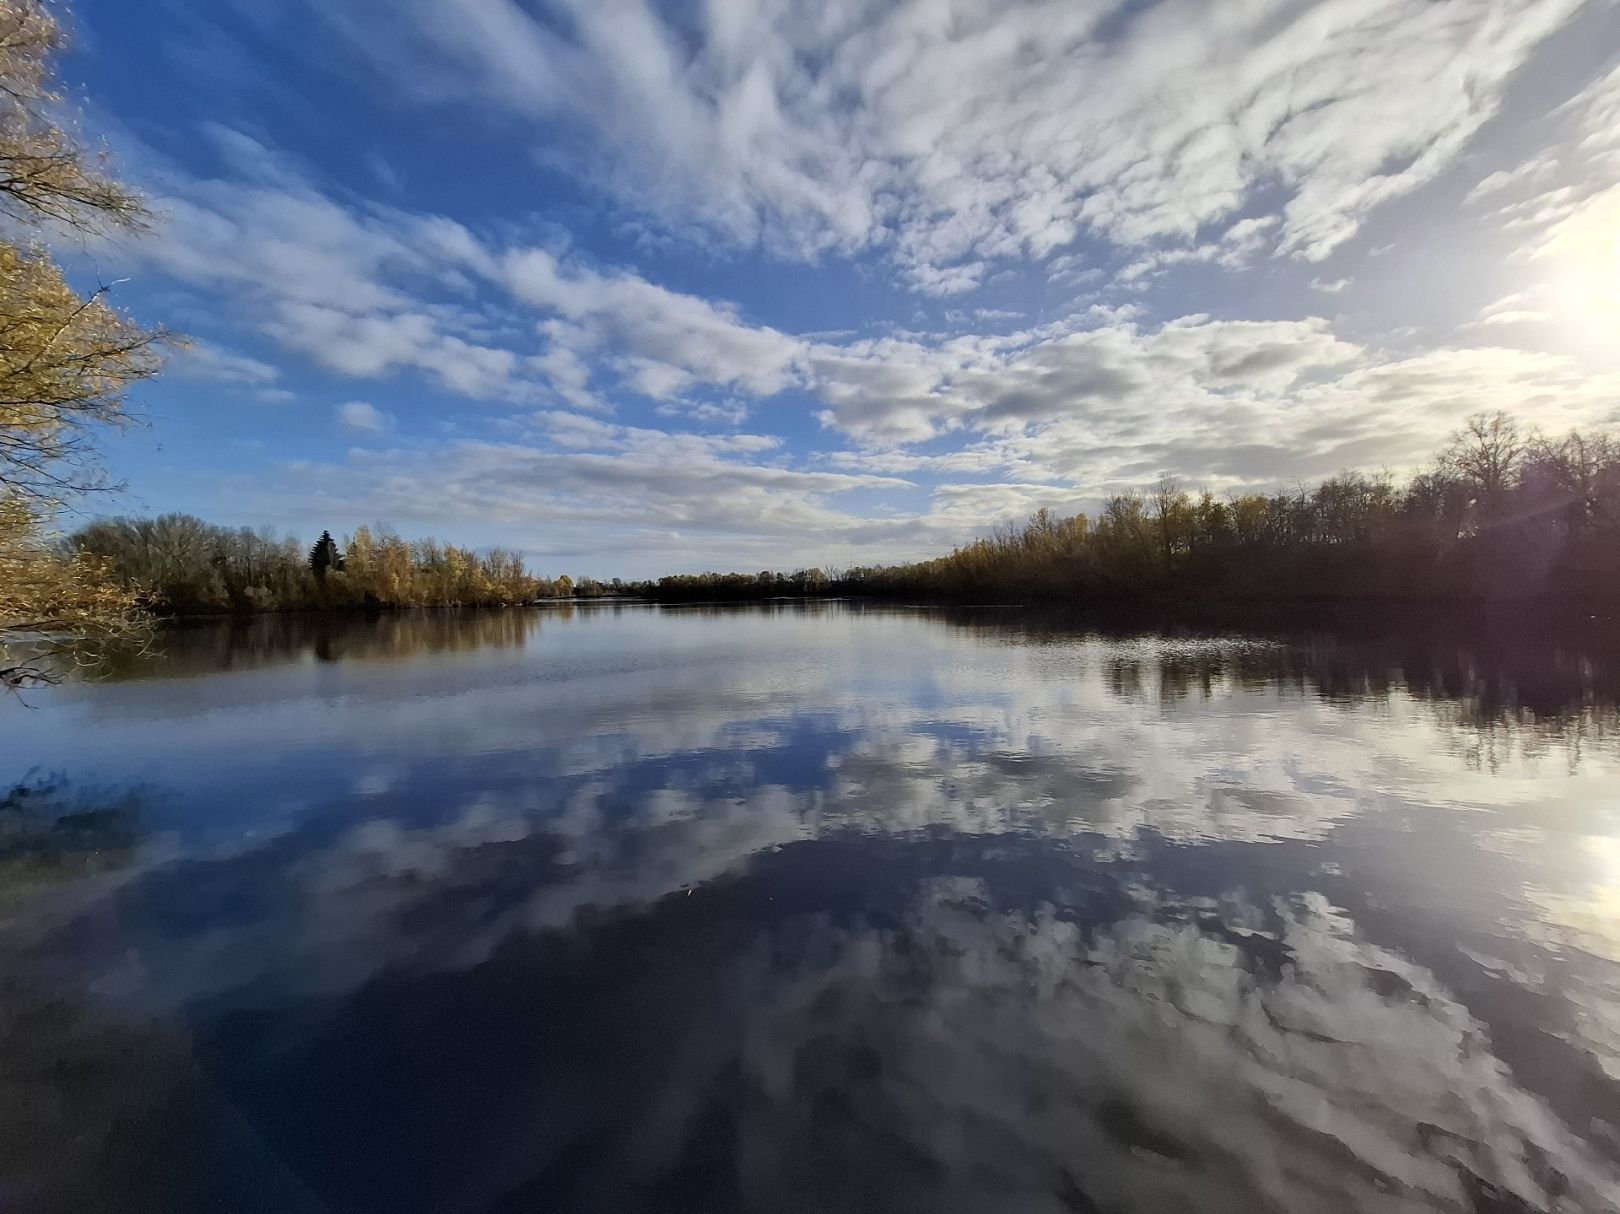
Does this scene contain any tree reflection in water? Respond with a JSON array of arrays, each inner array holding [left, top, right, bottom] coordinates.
[[100, 607, 560, 678], [3, 606, 1619, 1212], [936, 606, 1620, 769]]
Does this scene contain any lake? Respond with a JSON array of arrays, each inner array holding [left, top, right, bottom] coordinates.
[[2, 603, 1619, 1213]]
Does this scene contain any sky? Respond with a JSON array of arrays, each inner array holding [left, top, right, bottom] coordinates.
[[53, 0, 1620, 578]]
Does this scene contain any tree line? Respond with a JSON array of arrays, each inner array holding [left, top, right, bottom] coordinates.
[[642, 567, 832, 602], [68, 515, 621, 613], [841, 413, 1620, 605], [640, 414, 1620, 607], [75, 410, 1620, 615]]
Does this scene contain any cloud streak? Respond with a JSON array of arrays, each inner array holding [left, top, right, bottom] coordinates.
[[303, 0, 1586, 290]]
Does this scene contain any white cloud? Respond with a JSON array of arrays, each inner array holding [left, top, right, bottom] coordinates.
[[1465, 158, 1560, 205], [811, 315, 1620, 496], [654, 398, 751, 426], [336, 400, 393, 434], [500, 246, 803, 398], [804, 314, 1363, 447], [119, 130, 815, 413], [1468, 292, 1555, 328], [168, 339, 290, 402], [1466, 62, 1620, 228], [303, 0, 1585, 289], [531, 409, 620, 451], [263, 425, 910, 552], [948, 307, 1024, 326], [128, 148, 535, 402]]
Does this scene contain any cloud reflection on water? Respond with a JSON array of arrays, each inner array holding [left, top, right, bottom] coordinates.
[[3, 606, 1620, 1211]]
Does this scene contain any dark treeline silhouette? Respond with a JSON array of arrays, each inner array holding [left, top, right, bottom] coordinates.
[[843, 413, 1620, 605], [68, 517, 628, 614], [644, 567, 832, 602]]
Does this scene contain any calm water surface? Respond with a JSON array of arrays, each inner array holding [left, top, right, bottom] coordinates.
[[3, 603, 1620, 1213]]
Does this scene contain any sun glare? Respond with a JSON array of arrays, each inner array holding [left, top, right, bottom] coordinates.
[[1540, 185, 1620, 356]]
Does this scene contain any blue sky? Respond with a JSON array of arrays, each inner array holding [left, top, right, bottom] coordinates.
[[54, 0, 1620, 577]]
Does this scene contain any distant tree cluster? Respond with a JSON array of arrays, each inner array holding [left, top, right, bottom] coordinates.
[[840, 413, 1620, 605], [642, 567, 831, 603], [70, 516, 585, 613]]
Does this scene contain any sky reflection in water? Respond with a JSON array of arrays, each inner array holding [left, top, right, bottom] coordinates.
[[2, 604, 1619, 1213]]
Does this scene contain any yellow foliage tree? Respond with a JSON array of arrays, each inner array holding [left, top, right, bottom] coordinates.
[[1, 497, 147, 685], [0, 0, 163, 688]]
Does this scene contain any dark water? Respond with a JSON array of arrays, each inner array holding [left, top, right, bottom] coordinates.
[[3, 603, 1620, 1213]]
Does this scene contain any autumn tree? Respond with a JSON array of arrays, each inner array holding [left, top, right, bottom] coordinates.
[[1, 496, 146, 686], [0, 0, 164, 688], [77, 516, 548, 611]]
